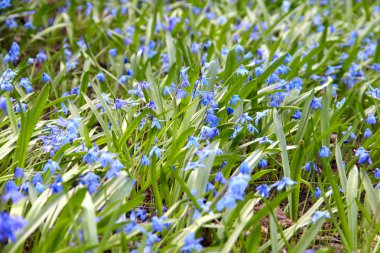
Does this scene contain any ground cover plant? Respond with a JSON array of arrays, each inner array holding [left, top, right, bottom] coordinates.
[[0, 0, 380, 252]]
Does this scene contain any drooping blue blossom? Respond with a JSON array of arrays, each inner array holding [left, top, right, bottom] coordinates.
[[314, 187, 321, 199], [152, 216, 170, 232], [310, 97, 322, 111], [98, 152, 116, 167], [258, 159, 268, 168], [96, 72, 105, 82], [81, 172, 100, 194], [180, 232, 203, 253], [42, 73, 51, 83], [291, 110, 302, 120], [374, 168, 380, 179], [302, 162, 318, 173], [149, 146, 164, 158], [2, 180, 24, 203], [0, 211, 27, 243], [14, 167, 24, 179], [256, 184, 269, 198], [355, 147, 372, 165], [311, 211, 330, 223], [215, 171, 227, 185], [364, 128, 373, 138], [271, 177, 296, 191], [366, 113, 377, 125], [42, 159, 60, 174], [239, 162, 252, 175], [141, 155, 150, 167], [216, 174, 249, 211], [51, 176, 63, 194], [319, 145, 331, 158]]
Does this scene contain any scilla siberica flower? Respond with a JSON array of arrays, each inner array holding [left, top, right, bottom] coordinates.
[[180, 232, 203, 253], [364, 128, 372, 138], [2, 180, 24, 203], [366, 113, 377, 125], [319, 145, 331, 158], [42, 159, 60, 174], [310, 97, 322, 111], [355, 147, 371, 165], [314, 187, 321, 199], [256, 184, 269, 198], [271, 177, 296, 191], [216, 174, 249, 211], [239, 162, 252, 175], [0, 211, 27, 243], [311, 211, 330, 224]]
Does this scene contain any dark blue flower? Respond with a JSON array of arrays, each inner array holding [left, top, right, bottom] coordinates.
[[364, 128, 372, 138], [291, 110, 302, 120], [239, 162, 252, 175], [271, 177, 296, 191], [366, 114, 377, 125], [310, 97, 322, 111], [51, 176, 63, 194], [0, 211, 27, 243], [256, 184, 269, 198], [314, 187, 321, 199], [2, 180, 24, 203], [42, 73, 51, 83]]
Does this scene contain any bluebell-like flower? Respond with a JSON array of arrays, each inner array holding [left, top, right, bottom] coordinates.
[[141, 156, 150, 166], [310, 97, 322, 111], [96, 72, 105, 82], [83, 145, 99, 164], [355, 147, 371, 165], [151, 117, 161, 129], [314, 187, 321, 199], [319, 145, 331, 158], [236, 65, 249, 75], [302, 162, 318, 173], [259, 136, 274, 145], [51, 176, 63, 194], [108, 48, 117, 57], [42, 73, 51, 83], [237, 113, 253, 125], [2, 180, 24, 203], [363, 128, 372, 139], [42, 159, 60, 174], [180, 232, 203, 253], [256, 184, 269, 198], [229, 95, 241, 106], [255, 66, 264, 76], [271, 177, 296, 191], [215, 171, 226, 185], [200, 126, 219, 140], [0, 211, 27, 243], [81, 172, 100, 194], [239, 162, 252, 175], [366, 114, 377, 125], [183, 161, 205, 171], [186, 136, 199, 148], [291, 110, 302, 120], [152, 216, 170, 232], [216, 175, 249, 211], [311, 211, 330, 223], [374, 168, 380, 179], [230, 125, 242, 139], [14, 167, 24, 179], [98, 152, 116, 167], [19, 78, 33, 93], [36, 50, 47, 63], [258, 159, 268, 168], [149, 146, 164, 158]]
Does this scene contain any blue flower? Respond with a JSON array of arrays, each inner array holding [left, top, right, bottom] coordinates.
[[247, 124, 259, 134], [42, 73, 51, 83], [364, 128, 372, 138], [2, 180, 24, 203], [141, 156, 150, 166], [236, 65, 249, 75], [200, 126, 219, 140], [0, 211, 27, 243], [302, 162, 318, 172], [98, 152, 115, 167], [230, 125, 243, 139], [271, 177, 296, 191], [180, 232, 203, 252], [96, 72, 105, 82], [14, 167, 24, 179], [108, 48, 117, 57], [149, 146, 164, 158], [152, 216, 170, 232], [256, 184, 269, 198], [258, 159, 268, 168], [151, 117, 161, 129], [216, 175, 249, 211], [81, 172, 100, 194], [215, 171, 226, 185], [186, 136, 199, 149], [319, 145, 331, 158], [83, 145, 99, 164], [311, 211, 330, 223], [42, 159, 60, 174], [374, 168, 380, 179], [114, 98, 127, 109], [314, 187, 321, 199], [291, 110, 302, 120], [366, 114, 377, 125], [51, 176, 63, 194], [239, 162, 252, 175], [255, 66, 264, 76], [355, 147, 371, 165], [310, 97, 322, 111]]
